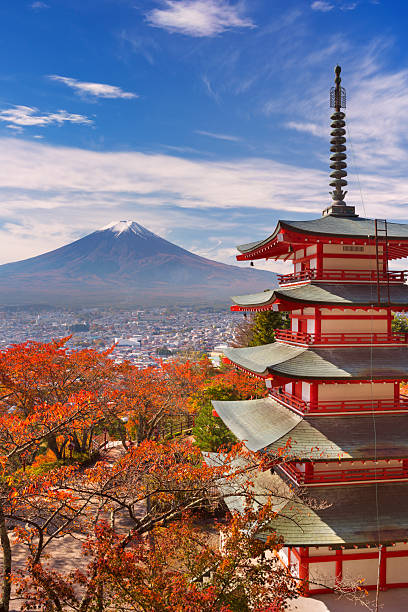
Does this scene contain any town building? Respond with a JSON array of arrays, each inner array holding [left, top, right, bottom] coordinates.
[[212, 66, 408, 595]]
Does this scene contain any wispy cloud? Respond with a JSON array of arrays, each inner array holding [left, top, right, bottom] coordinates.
[[202, 75, 220, 102], [30, 1, 49, 9], [285, 121, 323, 137], [284, 46, 408, 172], [49, 75, 137, 99], [195, 130, 241, 142], [0, 106, 92, 129], [146, 0, 254, 37], [311, 1, 334, 11]]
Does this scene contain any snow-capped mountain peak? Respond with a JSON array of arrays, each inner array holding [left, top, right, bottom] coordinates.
[[101, 220, 155, 239]]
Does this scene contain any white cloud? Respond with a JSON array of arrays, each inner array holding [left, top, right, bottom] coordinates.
[[31, 1, 49, 8], [0, 134, 408, 264], [195, 130, 241, 142], [146, 0, 254, 37], [49, 75, 138, 99], [285, 122, 323, 137], [285, 62, 408, 173], [311, 1, 334, 11], [0, 105, 92, 129]]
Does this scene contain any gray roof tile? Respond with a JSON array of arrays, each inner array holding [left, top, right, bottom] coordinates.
[[232, 283, 408, 308], [224, 343, 408, 379], [213, 397, 408, 459], [238, 216, 408, 253]]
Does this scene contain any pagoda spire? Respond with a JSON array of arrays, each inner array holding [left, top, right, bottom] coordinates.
[[323, 66, 356, 217], [329, 65, 347, 206]]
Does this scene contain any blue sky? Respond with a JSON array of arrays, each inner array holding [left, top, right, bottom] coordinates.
[[0, 0, 408, 272]]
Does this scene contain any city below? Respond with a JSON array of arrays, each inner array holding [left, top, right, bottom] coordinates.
[[0, 306, 240, 366]]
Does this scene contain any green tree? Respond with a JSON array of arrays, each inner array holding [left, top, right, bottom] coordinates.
[[192, 383, 238, 452], [249, 310, 289, 346], [392, 313, 408, 333]]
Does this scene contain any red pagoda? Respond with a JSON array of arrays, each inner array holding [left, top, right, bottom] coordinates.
[[212, 66, 408, 595]]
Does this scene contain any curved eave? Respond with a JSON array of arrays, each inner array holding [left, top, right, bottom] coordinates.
[[213, 397, 408, 460], [224, 343, 408, 380], [263, 480, 408, 547], [236, 218, 408, 261], [207, 456, 408, 546], [231, 283, 408, 312]]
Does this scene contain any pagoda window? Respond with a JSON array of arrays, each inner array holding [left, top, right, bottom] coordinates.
[[301, 382, 311, 401]]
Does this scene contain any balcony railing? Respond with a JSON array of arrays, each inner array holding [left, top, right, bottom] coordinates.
[[277, 269, 408, 285], [269, 387, 408, 414], [274, 329, 408, 345], [280, 462, 408, 485]]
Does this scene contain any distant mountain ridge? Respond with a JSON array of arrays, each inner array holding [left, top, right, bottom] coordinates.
[[0, 221, 278, 306]]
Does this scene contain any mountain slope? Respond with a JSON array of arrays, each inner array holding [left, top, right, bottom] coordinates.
[[0, 221, 277, 306]]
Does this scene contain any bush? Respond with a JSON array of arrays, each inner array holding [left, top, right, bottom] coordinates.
[[193, 402, 237, 452]]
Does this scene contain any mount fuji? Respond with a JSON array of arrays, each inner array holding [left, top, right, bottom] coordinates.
[[0, 221, 277, 306]]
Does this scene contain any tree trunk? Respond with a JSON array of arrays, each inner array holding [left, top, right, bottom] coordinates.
[[47, 434, 64, 460], [0, 504, 11, 612]]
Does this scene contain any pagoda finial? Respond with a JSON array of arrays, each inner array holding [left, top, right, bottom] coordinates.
[[329, 65, 348, 207]]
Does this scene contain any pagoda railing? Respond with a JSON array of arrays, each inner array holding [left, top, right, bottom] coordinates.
[[269, 387, 408, 414], [275, 329, 408, 345], [280, 462, 408, 485], [277, 269, 408, 285]]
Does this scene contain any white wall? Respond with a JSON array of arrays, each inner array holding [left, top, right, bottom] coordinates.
[[318, 382, 394, 402], [307, 319, 315, 334], [320, 317, 387, 334], [342, 558, 379, 585], [323, 257, 380, 271], [309, 562, 336, 591], [387, 556, 408, 583]]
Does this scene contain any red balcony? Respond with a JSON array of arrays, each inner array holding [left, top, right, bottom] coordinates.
[[280, 462, 408, 486], [269, 387, 408, 415], [274, 329, 408, 346], [277, 269, 408, 285]]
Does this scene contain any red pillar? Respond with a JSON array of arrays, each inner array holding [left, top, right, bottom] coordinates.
[[387, 310, 392, 335], [298, 547, 310, 595], [316, 243, 323, 278], [310, 382, 318, 411], [304, 462, 314, 484], [315, 307, 322, 340], [335, 549, 343, 584], [395, 381, 400, 405]]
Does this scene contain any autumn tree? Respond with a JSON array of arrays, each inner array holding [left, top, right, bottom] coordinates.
[[18, 507, 299, 611], [0, 338, 121, 460], [0, 340, 369, 612]]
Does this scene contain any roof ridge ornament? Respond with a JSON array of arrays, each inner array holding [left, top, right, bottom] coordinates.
[[323, 65, 357, 218]]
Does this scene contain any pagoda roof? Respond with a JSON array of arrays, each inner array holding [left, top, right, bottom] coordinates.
[[263, 479, 408, 547], [207, 454, 408, 546], [212, 397, 408, 460], [231, 283, 408, 310], [237, 216, 408, 255], [223, 343, 408, 380]]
